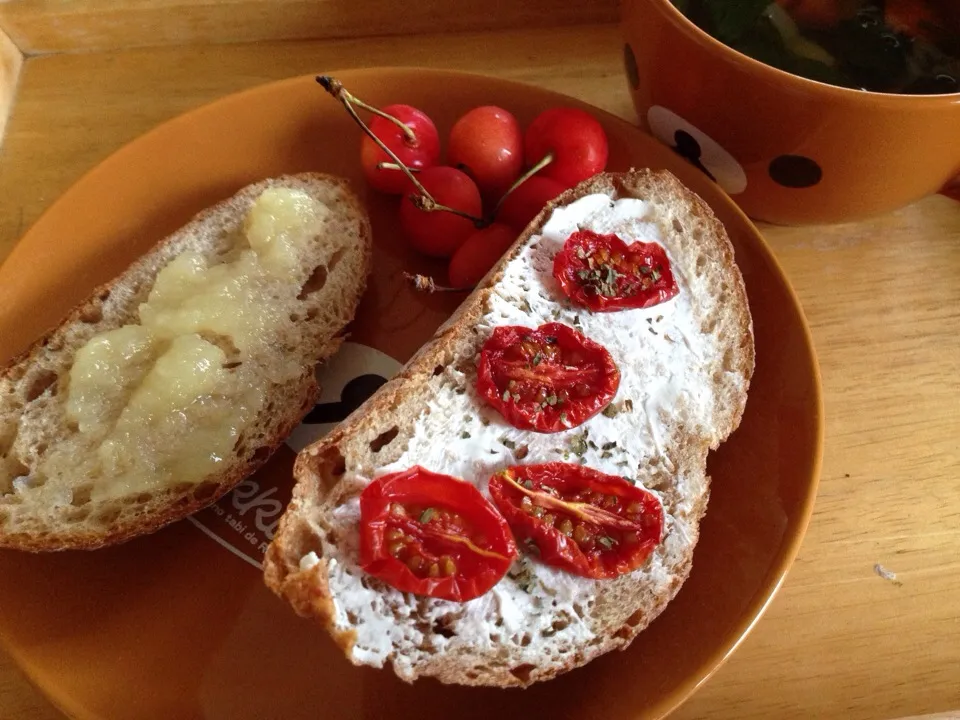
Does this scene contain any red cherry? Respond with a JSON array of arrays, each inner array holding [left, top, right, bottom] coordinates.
[[496, 176, 567, 232], [360, 104, 441, 194], [399, 167, 483, 258], [447, 106, 523, 198], [448, 223, 518, 288], [524, 108, 609, 189]]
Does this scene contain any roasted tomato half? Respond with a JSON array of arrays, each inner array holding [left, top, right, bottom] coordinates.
[[476, 322, 620, 433], [488, 463, 663, 579], [359, 467, 517, 602], [553, 229, 679, 312]]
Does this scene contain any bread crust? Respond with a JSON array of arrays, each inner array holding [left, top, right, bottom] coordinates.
[[264, 169, 754, 687], [0, 173, 372, 551]]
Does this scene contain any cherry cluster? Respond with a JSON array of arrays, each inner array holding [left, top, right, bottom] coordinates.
[[318, 76, 611, 289]]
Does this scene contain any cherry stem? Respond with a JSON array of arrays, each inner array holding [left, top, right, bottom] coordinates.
[[317, 76, 431, 200], [490, 152, 555, 220], [404, 273, 474, 294], [410, 195, 484, 224], [317, 75, 486, 228], [317, 76, 417, 144], [377, 162, 420, 173]]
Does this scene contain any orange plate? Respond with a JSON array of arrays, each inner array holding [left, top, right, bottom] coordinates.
[[0, 68, 822, 720]]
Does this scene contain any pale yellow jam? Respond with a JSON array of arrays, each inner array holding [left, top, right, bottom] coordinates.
[[44, 187, 329, 502]]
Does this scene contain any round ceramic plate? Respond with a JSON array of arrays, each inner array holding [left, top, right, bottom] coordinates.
[[0, 68, 822, 720]]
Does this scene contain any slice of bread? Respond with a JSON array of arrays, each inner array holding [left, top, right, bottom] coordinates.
[[264, 169, 754, 687], [0, 173, 372, 552]]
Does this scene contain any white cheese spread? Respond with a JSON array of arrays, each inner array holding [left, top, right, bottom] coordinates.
[[318, 193, 725, 676]]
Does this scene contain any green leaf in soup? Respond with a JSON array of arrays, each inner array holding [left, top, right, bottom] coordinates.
[[730, 14, 798, 68], [704, 0, 773, 44], [787, 55, 857, 88], [734, 15, 856, 88]]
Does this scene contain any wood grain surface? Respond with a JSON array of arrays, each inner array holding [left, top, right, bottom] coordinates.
[[0, 23, 958, 720], [0, 0, 617, 54], [0, 25, 22, 145]]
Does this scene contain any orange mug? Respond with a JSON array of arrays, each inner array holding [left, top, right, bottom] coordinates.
[[620, 0, 960, 225]]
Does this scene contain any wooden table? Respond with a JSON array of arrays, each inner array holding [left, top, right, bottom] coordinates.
[[0, 12, 958, 720]]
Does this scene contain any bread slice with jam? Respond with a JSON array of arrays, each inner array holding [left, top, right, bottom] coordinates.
[[0, 173, 372, 551]]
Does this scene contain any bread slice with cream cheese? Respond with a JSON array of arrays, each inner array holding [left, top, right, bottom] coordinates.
[[0, 173, 372, 551], [264, 169, 754, 687]]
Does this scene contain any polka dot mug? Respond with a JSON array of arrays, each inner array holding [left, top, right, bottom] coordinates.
[[621, 0, 960, 225]]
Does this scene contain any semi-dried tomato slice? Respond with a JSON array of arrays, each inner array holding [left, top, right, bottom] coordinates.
[[476, 322, 620, 433], [488, 463, 663, 579], [359, 466, 516, 602], [553, 229, 679, 312]]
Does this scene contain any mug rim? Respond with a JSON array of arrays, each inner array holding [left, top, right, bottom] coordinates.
[[640, 0, 960, 107]]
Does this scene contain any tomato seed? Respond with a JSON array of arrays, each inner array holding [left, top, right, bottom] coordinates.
[[428, 563, 440, 578], [441, 556, 457, 576], [521, 496, 533, 512], [407, 555, 425, 572], [386, 528, 404, 541], [388, 542, 404, 557], [597, 535, 617, 549], [532, 505, 546, 518], [603, 495, 619, 508], [559, 518, 574, 537], [627, 502, 643, 514], [542, 513, 556, 527], [573, 524, 590, 545], [390, 503, 407, 516]]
